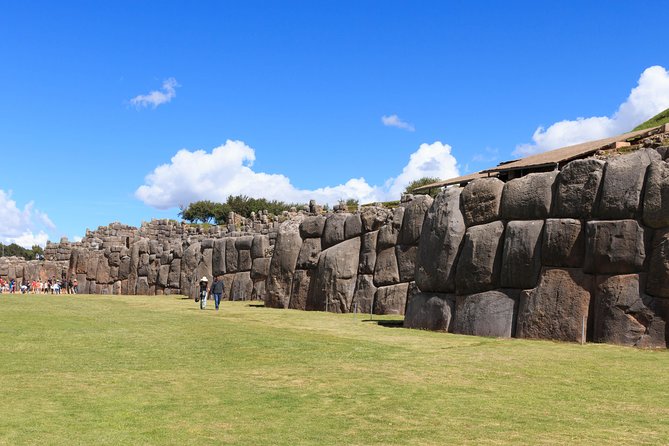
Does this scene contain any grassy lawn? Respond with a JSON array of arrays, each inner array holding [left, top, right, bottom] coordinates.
[[1, 294, 668, 445]]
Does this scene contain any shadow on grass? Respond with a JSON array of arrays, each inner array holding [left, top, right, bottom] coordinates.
[[362, 319, 405, 328], [247, 303, 265, 308]]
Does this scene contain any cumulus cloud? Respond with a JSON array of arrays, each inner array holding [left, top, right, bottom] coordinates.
[[135, 140, 460, 209], [130, 77, 179, 109], [382, 114, 415, 131], [0, 190, 53, 248], [515, 65, 669, 156]]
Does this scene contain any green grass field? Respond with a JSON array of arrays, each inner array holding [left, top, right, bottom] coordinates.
[[1, 294, 668, 445]]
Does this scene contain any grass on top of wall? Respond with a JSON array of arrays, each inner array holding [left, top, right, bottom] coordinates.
[[0, 294, 668, 445]]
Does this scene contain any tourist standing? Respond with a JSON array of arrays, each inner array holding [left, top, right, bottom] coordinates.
[[211, 276, 225, 311], [197, 276, 209, 310]]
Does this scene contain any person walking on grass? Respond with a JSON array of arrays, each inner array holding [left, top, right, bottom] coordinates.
[[197, 276, 209, 310], [211, 276, 224, 311]]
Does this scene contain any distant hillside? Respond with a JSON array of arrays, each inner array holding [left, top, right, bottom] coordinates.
[[633, 107, 669, 131]]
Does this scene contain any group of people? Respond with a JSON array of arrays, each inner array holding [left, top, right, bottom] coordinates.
[[0, 277, 79, 294], [196, 276, 225, 310]]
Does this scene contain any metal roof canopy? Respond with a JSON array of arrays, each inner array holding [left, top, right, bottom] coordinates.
[[412, 171, 495, 192], [482, 125, 667, 174]]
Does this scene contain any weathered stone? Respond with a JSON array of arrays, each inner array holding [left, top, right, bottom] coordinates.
[[225, 238, 238, 273], [289, 269, 312, 310], [552, 159, 605, 219], [222, 274, 235, 301], [399, 195, 433, 245], [296, 238, 321, 270], [500, 220, 543, 289], [647, 228, 669, 298], [86, 253, 99, 280], [157, 264, 170, 288], [360, 206, 392, 232], [299, 215, 326, 239], [230, 271, 253, 301], [542, 218, 584, 267], [167, 259, 181, 288], [306, 237, 360, 313], [453, 290, 519, 338], [96, 255, 112, 284], [351, 274, 376, 314], [251, 279, 266, 301], [251, 234, 269, 259], [200, 238, 214, 250], [212, 239, 226, 277], [517, 268, 593, 342], [234, 236, 253, 251], [359, 231, 378, 275], [594, 274, 667, 348], [500, 171, 557, 220], [374, 283, 409, 315], [373, 247, 400, 287], [403, 292, 455, 331], [238, 250, 252, 271], [196, 248, 213, 283], [597, 149, 660, 219], [344, 213, 363, 239], [136, 276, 150, 295], [250, 257, 271, 281], [643, 160, 669, 229], [322, 213, 348, 249], [461, 177, 504, 226], [584, 220, 648, 274], [415, 187, 466, 293], [137, 253, 150, 276], [455, 221, 505, 295], [396, 245, 417, 283], [266, 219, 303, 308]]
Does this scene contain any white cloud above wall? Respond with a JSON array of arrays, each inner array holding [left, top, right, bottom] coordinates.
[[135, 140, 460, 209], [382, 114, 415, 131], [0, 190, 54, 248], [130, 78, 179, 109], [515, 65, 669, 155]]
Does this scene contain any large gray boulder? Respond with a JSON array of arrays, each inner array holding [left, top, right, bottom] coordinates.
[[231, 271, 253, 301], [461, 177, 504, 226], [250, 257, 270, 281], [235, 236, 253, 251], [374, 283, 409, 315], [552, 159, 605, 218], [266, 219, 303, 308], [373, 247, 400, 286], [415, 187, 466, 293], [453, 290, 519, 338], [593, 274, 667, 348], [289, 269, 313, 310], [300, 215, 326, 239], [647, 228, 669, 298], [517, 268, 593, 342], [500, 220, 544, 289], [251, 234, 269, 259], [398, 195, 433, 246], [237, 249, 252, 272], [584, 220, 648, 274], [358, 231, 378, 275], [597, 149, 660, 219], [360, 206, 392, 232], [455, 221, 505, 295], [167, 259, 181, 288], [296, 238, 321, 270], [396, 245, 417, 283], [642, 160, 669, 229], [306, 237, 360, 313], [500, 171, 557, 220], [403, 292, 455, 331], [351, 274, 377, 314], [377, 207, 405, 250], [225, 238, 238, 273], [322, 213, 349, 249], [212, 239, 226, 276], [542, 218, 584, 267], [344, 214, 363, 239]]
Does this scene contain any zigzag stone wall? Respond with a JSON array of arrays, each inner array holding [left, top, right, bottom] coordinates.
[[2, 141, 669, 349]]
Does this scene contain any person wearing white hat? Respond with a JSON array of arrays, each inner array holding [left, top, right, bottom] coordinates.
[[198, 276, 209, 310]]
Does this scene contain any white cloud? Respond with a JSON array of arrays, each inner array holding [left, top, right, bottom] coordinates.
[[72, 236, 83, 243], [0, 190, 53, 248], [515, 65, 669, 156], [135, 140, 460, 209], [382, 114, 415, 132], [130, 77, 179, 109]]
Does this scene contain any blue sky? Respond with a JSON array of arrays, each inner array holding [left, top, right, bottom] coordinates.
[[1, 1, 669, 246]]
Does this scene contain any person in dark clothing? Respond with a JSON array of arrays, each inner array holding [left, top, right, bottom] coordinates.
[[211, 276, 225, 311]]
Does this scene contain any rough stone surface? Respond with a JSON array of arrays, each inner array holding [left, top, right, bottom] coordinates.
[[500, 171, 557, 220], [266, 219, 303, 308], [552, 159, 605, 219], [517, 268, 593, 342], [376, 207, 404, 250], [322, 213, 349, 249], [250, 257, 270, 281], [647, 228, 669, 298], [403, 292, 455, 331], [251, 235, 269, 259], [542, 219, 584, 267], [594, 274, 667, 348], [374, 283, 409, 315], [225, 238, 238, 273], [212, 239, 226, 276], [237, 249, 252, 272], [584, 220, 648, 274], [230, 271, 253, 301], [500, 220, 544, 289], [453, 290, 519, 338], [360, 207, 392, 232], [289, 269, 312, 310], [351, 274, 376, 314], [296, 238, 321, 270], [399, 195, 433, 246], [358, 231, 378, 275], [643, 160, 669, 228], [455, 221, 505, 295], [306, 237, 360, 313], [415, 187, 465, 293], [461, 178, 504, 227], [344, 214, 363, 239], [299, 215, 326, 239], [597, 149, 660, 219], [235, 236, 254, 251], [373, 247, 400, 287], [396, 245, 417, 283]]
